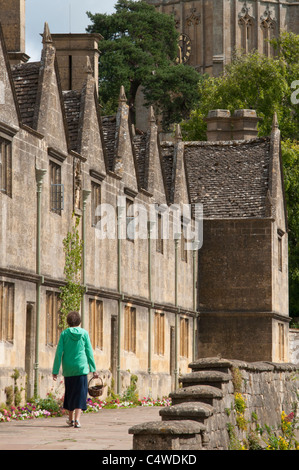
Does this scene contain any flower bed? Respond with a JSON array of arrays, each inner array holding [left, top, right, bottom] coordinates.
[[0, 395, 171, 423]]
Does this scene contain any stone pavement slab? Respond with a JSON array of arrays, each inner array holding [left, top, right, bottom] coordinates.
[[0, 406, 161, 451]]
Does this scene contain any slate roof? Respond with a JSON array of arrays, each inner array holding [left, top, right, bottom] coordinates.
[[11, 61, 40, 128], [101, 115, 117, 171], [62, 90, 82, 153], [183, 138, 271, 219], [132, 132, 148, 190], [160, 142, 175, 200]]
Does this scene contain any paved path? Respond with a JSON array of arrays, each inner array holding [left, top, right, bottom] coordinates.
[[0, 406, 161, 451]]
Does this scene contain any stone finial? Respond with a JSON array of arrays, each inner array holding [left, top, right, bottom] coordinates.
[[272, 112, 279, 130], [119, 85, 127, 103], [149, 106, 156, 125], [42, 22, 53, 44], [175, 124, 182, 142], [85, 55, 93, 75]]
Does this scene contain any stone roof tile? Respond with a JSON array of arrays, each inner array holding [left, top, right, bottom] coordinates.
[[184, 138, 271, 218], [101, 115, 116, 171], [62, 90, 81, 152], [11, 61, 40, 128], [132, 132, 148, 190]]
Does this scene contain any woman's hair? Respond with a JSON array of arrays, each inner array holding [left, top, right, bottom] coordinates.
[[67, 311, 81, 327]]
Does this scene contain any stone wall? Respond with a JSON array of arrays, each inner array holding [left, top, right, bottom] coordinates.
[[290, 329, 299, 365], [129, 357, 299, 450]]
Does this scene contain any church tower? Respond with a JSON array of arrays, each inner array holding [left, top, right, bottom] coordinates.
[[147, 0, 299, 76], [0, 0, 29, 64]]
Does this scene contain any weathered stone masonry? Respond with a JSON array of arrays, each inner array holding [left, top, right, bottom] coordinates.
[[0, 1, 293, 405], [130, 357, 299, 450]]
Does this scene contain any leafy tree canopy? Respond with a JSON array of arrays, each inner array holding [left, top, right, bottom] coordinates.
[[181, 44, 298, 141], [86, 0, 201, 130]]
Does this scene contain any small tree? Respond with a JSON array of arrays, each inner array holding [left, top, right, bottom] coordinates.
[[59, 215, 84, 329], [86, 0, 201, 130]]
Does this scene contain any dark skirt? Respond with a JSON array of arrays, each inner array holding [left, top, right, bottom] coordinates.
[[63, 375, 88, 411]]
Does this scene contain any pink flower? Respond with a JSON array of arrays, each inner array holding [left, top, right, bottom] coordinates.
[[286, 412, 294, 422]]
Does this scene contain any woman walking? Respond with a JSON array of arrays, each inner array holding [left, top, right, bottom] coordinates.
[[52, 311, 98, 428]]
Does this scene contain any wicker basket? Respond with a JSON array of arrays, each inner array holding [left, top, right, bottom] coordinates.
[[88, 376, 104, 397]]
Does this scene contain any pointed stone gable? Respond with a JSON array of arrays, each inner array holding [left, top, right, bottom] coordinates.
[[77, 57, 106, 175], [133, 107, 167, 202], [34, 23, 69, 154], [173, 125, 190, 206], [113, 86, 138, 192], [0, 24, 20, 130], [268, 113, 288, 231], [145, 107, 167, 203], [159, 126, 190, 207]]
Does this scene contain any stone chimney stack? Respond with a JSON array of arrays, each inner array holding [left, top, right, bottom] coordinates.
[[232, 109, 260, 140], [206, 109, 233, 141], [0, 0, 29, 64], [206, 109, 260, 141], [51, 33, 102, 93]]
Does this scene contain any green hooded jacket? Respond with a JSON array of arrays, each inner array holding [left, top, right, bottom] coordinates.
[[52, 327, 96, 377]]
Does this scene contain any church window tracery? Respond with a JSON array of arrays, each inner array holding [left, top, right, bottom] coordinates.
[[260, 5, 276, 57], [238, 2, 255, 53]]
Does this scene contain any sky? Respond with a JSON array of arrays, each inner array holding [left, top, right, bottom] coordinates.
[[26, 0, 117, 61]]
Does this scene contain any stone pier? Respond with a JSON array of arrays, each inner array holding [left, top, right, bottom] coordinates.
[[129, 357, 299, 450]]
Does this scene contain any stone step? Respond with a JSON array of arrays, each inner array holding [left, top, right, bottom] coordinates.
[[159, 401, 214, 423], [179, 370, 231, 389], [170, 384, 223, 406], [129, 420, 207, 450], [188, 357, 246, 374]]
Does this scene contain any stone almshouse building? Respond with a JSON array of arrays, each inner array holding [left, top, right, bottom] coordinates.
[[0, 0, 289, 402]]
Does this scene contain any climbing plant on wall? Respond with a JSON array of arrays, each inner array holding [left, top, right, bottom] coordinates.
[[59, 215, 84, 329]]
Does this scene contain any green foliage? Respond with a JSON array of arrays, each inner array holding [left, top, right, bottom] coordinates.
[[227, 422, 246, 450], [227, 401, 299, 450], [281, 141, 299, 317], [33, 396, 62, 414], [5, 369, 23, 407], [59, 215, 84, 329], [234, 393, 246, 414], [4, 386, 13, 408], [232, 367, 243, 394], [122, 374, 139, 404], [86, 0, 201, 130], [181, 51, 291, 140]]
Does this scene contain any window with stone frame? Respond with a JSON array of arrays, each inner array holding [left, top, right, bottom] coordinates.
[[0, 282, 14, 342], [46, 291, 61, 347], [238, 6, 255, 54], [181, 221, 188, 262], [124, 305, 136, 353], [260, 7, 276, 57], [156, 212, 163, 254], [180, 317, 189, 358], [0, 137, 12, 197], [278, 323, 285, 361], [49, 160, 63, 215], [126, 198, 136, 241], [278, 235, 283, 272], [91, 181, 101, 228], [154, 311, 165, 356], [89, 298, 103, 350]]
